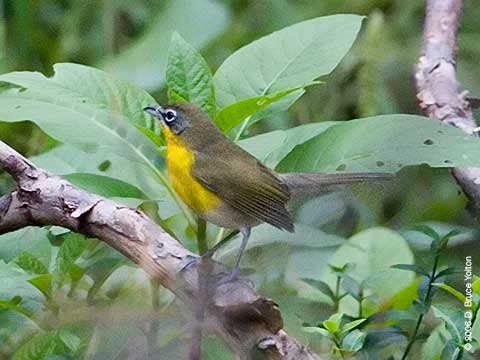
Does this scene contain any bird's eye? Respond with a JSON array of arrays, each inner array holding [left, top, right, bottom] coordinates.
[[164, 109, 177, 122]]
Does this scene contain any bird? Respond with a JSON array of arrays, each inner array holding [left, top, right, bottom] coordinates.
[[144, 102, 392, 279]]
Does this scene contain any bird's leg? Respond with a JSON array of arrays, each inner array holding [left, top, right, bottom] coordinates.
[[203, 229, 239, 258], [179, 230, 239, 272], [229, 227, 251, 279]]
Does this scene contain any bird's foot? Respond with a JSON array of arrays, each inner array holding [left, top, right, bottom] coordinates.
[[214, 267, 255, 288], [179, 255, 254, 288], [179, 254, 201, 273]]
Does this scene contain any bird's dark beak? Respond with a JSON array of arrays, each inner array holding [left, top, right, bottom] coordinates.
[[143, 106, 162, 117]]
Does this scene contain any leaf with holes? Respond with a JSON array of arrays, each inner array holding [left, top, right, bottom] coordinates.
[[238, 122, 336, 168], [277, 115, 480, 173]]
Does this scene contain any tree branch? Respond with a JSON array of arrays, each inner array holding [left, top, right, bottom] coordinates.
[[415, 0, 480, 217], [0, 140, 321, 360]]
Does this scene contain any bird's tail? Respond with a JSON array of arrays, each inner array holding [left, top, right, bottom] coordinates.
[[279, 172, 394, 199]]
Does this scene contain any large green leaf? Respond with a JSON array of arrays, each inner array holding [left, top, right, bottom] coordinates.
[[214, 15, 363, 108], [238, 121, 336, 168], [166, 32, 216, 117], [0, 227, 51, 263], [0, 63, 180, 210], [64, 173, 147, 200], [215, 85, 318, 133], [277, 115, 480, 173], [0, 261, 45, 308], [100, 0, 228, 91], [0, 63, 160, 160]]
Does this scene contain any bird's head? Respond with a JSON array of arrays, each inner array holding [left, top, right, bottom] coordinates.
[[144, 102, 224, 148], [143, 102, 202, 135]]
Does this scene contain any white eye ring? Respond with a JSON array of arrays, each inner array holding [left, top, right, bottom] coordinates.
[[163, 109, 177, 122]]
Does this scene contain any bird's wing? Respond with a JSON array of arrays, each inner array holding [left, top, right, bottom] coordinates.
[[192, 149, 294, 232]]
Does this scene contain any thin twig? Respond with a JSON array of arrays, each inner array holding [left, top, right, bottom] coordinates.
[[415, 0, 480, 218]]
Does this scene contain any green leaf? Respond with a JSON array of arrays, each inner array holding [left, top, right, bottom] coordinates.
[[12, 332, 58, 360], [214, 15, 363, 108], [324, 227, 414, 316], [238, 121, 336, 168], [473, 276, 480, 296], [0, 63, 169, 192], [341, 274, 362, 300], [340, 329, 367, 353], [81, 243, 129, 301], [134, 124, 165, 147], [68, 263, 86, 296], [432, 305, 464, 343], [329, 264, 353, 274], [441, 339, 462, 359], [57, 330, 81, 352], [434, 267, 461, 280], [100, 0, 228, 91], [0, 227, 51, 263], [0, 260, 45, 308], [302, 327, 331, 337], [215, 84, 320, 133], [277, 115, 480, 173], [323, 312, 343, 334], [422, 324, 451, 360], [14, 252, 49, 275], [432, 283, 466, 304], [390, 264, 429, 277], [28, 274, 53, 300], [11, 330, 75, 360], [0, 297, 33, 318], [340, 319, 367, 335], [433, 229, 461, 253], [301, 278, 335, 300], [166, 32, 216, 117], [63, 173, 148, 200], [410, 225, 440, 241], [55, 233, 86, 286]]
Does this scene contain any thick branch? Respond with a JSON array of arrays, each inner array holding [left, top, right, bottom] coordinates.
[[415, 0, 480, 217], [0, 140, 321, 360]]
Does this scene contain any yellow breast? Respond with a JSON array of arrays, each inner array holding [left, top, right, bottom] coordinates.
[[163, 127, 220, 213]]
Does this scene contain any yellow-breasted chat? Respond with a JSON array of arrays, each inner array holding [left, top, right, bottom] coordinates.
[[144, 102, 392, 278]]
